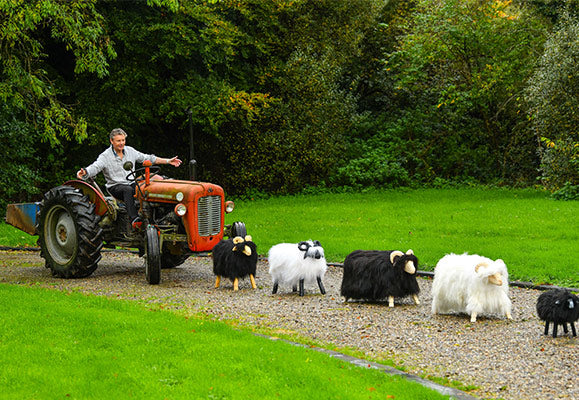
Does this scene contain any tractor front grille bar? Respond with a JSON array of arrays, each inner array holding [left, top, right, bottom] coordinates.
[[197, 195, 222, 236]]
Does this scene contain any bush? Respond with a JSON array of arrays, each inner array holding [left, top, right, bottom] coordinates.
[[551, 182, 579, 201], [375, 0, 548, 185], [332, 148, 410, 189]]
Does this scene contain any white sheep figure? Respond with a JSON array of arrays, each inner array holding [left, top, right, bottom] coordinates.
[[431, 253, 512, 322], [268, 240, 327, 296]]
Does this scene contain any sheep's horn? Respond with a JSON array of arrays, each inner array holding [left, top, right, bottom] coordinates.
[[474, 262, 488, 273], [406, 249, 414, 255], [245, 235, 252, 242], [243, 245, 252, 256], [313, 240, 321, 246], [298, 241, 310, 252], [390, 250, 404, 264], [404, 261, 416, 274], [232, 236, 244, 244]]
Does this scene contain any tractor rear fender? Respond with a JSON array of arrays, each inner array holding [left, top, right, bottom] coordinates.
[[64, 180, 110, 216]]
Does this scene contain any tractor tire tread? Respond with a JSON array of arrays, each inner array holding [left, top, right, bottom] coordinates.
[[38, 185, 103, 279]]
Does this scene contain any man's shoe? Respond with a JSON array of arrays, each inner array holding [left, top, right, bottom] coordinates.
[[131, 217, 143, 230]]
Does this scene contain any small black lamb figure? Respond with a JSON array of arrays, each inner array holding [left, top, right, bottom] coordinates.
[[536, 288, 579, 338], [212, 235, 258, 291]]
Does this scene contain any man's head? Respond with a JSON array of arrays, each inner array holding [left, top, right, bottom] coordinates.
[[110, 128, 127, 153]]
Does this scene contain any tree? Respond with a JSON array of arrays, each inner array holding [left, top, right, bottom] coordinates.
[[526, 12, 579, 194], [0, 0, 120, 210], [375, 0, 549, 184], [71, 0, 374, 195], [0, 0, 116, 145]]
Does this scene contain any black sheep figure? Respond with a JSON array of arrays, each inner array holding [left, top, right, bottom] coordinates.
[[536, 289, 579, 338], [212, 235, 258, 291], [341, 249, 420, 307]]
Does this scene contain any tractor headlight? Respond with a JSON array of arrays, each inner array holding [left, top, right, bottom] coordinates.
[[174, 203, 187, 217], [225, 201, 235, 213], [175, 192, 184, 201]]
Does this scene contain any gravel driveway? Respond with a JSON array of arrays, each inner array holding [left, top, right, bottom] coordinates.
[[0, 250, 577, 400]]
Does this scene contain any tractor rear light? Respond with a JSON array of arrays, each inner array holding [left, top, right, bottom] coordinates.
[[225, 201, 235, 213], [174, 203, 187, 217]]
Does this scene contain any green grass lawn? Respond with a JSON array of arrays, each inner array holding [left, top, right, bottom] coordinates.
[[0, 284, 448, 400]]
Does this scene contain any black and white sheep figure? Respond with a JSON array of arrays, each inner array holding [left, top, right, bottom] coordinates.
[[268, 240, 327, 296], [431, 253, 512, 322], [536, 289, 579, 338], [340, 249, 420, 307], [212, 235, 257, 291]]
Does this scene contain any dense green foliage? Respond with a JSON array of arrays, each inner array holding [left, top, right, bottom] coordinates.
[[0, 284, 449, 399], [383, 0, 548, 184], [526, 12, 579, 196], [0, 0, 108, 140], [1, 0, 578, 211]]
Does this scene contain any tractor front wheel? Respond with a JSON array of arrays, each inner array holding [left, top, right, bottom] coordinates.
[[230, 221, 247, 238], [38, 185, 103, 278], [145, 225, 161, 284]]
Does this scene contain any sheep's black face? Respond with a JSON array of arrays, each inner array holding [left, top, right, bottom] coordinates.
[[232, 235, 254, 257], [551, 290, 579, 312], [390, 250, 418, 274], [559, 296, 577, 311], [297, 240, 325, 260], [398, 255, 419, 274], [557, 293, 579, 322]]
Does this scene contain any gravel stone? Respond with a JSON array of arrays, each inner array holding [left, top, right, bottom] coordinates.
[[1, 250, 577, 400]]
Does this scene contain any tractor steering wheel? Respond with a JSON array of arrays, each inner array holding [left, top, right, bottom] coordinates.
[[125, 165, 161, 183]]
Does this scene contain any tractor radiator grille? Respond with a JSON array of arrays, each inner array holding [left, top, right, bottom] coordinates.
[[197, 195, 222, 236]]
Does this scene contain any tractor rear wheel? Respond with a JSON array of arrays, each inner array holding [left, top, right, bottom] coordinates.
[[145, 225, 161, 284], [38, 185, 103, 278]]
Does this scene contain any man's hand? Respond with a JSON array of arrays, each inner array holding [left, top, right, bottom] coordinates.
[[76, 168, 87, 179], [167, 156, 182, 167]]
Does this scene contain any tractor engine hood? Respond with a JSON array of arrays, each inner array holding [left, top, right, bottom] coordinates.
[[139, 179, 224, 203], [138, 179, 226, 252]]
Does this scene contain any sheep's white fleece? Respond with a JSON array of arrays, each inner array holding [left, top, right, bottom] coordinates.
[[268, 242, 327, 287], [431, 253, 511, 320]]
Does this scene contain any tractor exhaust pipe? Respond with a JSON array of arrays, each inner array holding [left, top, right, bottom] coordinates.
[[187, 108, 197, 181]]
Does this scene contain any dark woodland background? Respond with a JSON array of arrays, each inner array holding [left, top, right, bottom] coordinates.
[[2, 0, 578, 212]]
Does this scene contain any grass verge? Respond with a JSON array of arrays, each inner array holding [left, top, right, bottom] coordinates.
[[0, 284, 450, 400]]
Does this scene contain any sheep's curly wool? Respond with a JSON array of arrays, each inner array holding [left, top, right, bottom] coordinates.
[[268, 240, 327, 295], [431, 253, 511, 322], [536, 288, 579, 337], [340, 249, 420, 302], [212, 236, 257, 281]]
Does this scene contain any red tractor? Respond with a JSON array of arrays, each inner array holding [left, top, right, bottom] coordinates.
[[6, 161, 245, 284]]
